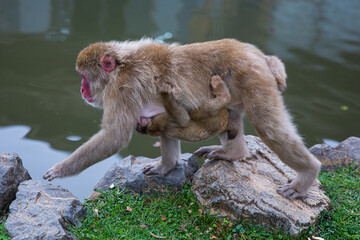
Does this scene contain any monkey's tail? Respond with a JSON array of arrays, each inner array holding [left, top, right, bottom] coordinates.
[[265, 55, 287, 92]]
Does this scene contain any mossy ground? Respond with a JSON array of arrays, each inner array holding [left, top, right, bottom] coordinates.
[[0, 215, 9, 240], [1, 164, 359, 239]]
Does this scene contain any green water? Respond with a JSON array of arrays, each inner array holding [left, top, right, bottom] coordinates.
[[0, 0, 359, 200]]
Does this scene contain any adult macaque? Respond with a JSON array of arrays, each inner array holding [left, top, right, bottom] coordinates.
[[43, 38, 321, 199]]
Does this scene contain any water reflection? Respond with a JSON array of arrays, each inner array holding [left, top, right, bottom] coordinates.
[[0, 0, 359, 199], [0, 0, 51, 34], [267, 0, 360, 64], [0, 0, 73, 41], [66, 135, 82, 141]]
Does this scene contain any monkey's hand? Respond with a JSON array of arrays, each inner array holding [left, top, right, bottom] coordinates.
[[43, 165, 62, 181], [194, 145, 249, 161]]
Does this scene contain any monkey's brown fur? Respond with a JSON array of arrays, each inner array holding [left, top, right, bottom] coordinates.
[[141, 58, 286, 143], [44, 38, 321, 199], [142, 75, 232, 142]]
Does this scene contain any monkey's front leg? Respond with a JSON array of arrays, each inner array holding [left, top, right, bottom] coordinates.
[[143, 135, 180, 176], [44, 129, 129, 181]]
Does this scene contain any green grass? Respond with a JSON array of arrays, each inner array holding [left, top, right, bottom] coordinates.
[[1, 165, 359, 239], [70, 184, 284, 240], [312, 164, 360, 239], [69, 164, 360, 240], [0, 215, 10, 240]]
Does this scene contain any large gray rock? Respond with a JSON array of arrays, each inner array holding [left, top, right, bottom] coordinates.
[[94, 153, 198, 193], [0, 153, 31, 214], [5, 180, 86, 240], [310, 136, 360, 171], [192, 135, 329, 236]]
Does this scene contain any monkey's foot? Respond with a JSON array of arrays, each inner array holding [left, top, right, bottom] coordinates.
[[277, 184, 306, 200], [210, 75, 230, 99], [159, 82, 173, 93], [194, 145, 221, 158], [43, 167, 61, 181], [210, 75, 224, 90], [207, 149, 245, 161], [143, 160, 176, 177], [159, 82, 182, 100], [194, 145, 247, 161]]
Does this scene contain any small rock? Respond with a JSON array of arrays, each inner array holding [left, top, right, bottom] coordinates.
[[0, 153, 31, 214], [192, 135, 329, 236], [94, 153, 198, 193], [5, 180, 86, 240], [88, 191, 103, 200], [310, 136, 360, 171]]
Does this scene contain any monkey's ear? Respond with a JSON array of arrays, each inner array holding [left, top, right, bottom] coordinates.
[[100, 54, 116, 73]]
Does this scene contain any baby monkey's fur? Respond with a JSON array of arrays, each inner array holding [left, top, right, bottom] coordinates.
[[138, 75, 232, 142], [43, 38, 321, 199]]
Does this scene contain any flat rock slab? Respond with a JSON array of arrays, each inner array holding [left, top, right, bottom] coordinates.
[[5, 180, 86, 240], [0, 153, 31, 214], [192, 135, 329, 236], [94, 153, 198, 194], [310, 136, 360, 171]]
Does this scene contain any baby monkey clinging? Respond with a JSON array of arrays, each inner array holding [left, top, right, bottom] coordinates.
[[137, 75, 234, 142]]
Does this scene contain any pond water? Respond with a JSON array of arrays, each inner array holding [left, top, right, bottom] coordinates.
[[0, 0, 359, 200]]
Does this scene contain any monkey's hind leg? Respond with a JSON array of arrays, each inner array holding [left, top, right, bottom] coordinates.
[[143, 135, 180, 176], [245, 89, 321, 199]]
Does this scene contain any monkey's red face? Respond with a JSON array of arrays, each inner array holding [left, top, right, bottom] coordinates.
[[76, 70, 101, 108], [78, 72, 103, 108], [76, 44, 118, 108], [80, 75, 93, 103]]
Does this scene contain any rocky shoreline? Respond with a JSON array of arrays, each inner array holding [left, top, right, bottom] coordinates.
[[1, 135, 359, 239]]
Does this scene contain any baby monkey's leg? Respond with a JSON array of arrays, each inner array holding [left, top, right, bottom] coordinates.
[[145, 83, 191, 136], [159, 83, 191, 127]]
